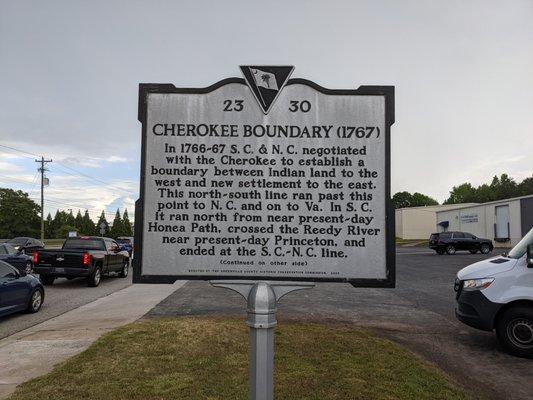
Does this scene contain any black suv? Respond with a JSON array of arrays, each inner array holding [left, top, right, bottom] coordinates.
[[429, 231, 493, 255]]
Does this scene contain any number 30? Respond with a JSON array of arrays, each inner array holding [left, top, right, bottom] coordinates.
[[289, 100, 311, 113]]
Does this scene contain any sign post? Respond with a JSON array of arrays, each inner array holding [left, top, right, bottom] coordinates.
[[210, 281, 314, 400], [134, 66, 395, 398]]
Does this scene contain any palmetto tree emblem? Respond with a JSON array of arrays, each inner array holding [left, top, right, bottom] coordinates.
[[261, 74, 271, 88]]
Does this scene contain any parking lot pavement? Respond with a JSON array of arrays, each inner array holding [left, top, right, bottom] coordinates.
[[148, 247, 532, 400], [0, 270, 133, 340]]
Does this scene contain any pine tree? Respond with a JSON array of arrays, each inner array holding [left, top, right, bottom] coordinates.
[[81, 210, 95, 235], [122, 209, 133, 236], [66, 210, 76, 226], [95, 211, 109, 237], [44, 213, 53, 239], [110, 209, 124, 239], [50, 210, 67, 238], [74, 210, 83, 232]]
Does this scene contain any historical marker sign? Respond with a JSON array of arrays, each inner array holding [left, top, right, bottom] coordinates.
[[134, 66, 395, 287]]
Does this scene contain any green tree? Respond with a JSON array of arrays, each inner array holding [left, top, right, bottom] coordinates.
[[109, 209, 125, 238], [74, 210, 83, 231], [44, 213, 53, 239], [518, 175, 533, 196], [392, 191, 439, 209], [56, 224, 79, 239], [474, 183, 495, 203], [122, 209, 133, 236], [95, 211, 109, 237], [50, 210, 69, 238], [65, 210, 76, 227], [444, 183, 477, 204], [80, 210, 95, 235], [391, 191, 412, 209], [490, 174, 519, 200], [410, 192, 439, 207], [0, 188, 41, 238]]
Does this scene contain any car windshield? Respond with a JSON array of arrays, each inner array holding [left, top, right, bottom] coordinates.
[[507, 229, 533, 259], [7, 238, 27, 245], [63, 239, 105, 250]]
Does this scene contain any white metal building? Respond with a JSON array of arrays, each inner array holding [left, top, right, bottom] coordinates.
[[395, 204, 477, 240], [435, 195, 533, 247]]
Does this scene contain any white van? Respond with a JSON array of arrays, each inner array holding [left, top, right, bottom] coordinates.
[[455, 228, 533, 358]]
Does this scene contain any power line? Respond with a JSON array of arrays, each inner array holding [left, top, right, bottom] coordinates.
[[47, 166, 136, 197], [0, 143, 136, 196], [0, 144, 40, 159], [54, 161, 136, 195]]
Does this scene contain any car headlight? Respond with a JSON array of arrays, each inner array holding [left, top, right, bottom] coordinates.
[[462, 278, 494, 291]]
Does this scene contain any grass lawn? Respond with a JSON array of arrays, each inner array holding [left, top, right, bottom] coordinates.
[[8, 317, 476, 400], [396, 238, 429, 247], [43, 238, 65, 248]]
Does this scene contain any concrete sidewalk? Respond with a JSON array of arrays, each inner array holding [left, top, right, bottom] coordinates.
[[0, 281, 185, 399]]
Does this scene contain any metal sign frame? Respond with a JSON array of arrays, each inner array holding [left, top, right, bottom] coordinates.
[[134, 78, 395, 288]]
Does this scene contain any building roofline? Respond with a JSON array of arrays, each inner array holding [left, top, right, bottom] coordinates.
[[396, 203, 478, 211], [435, 194, 533, 213]]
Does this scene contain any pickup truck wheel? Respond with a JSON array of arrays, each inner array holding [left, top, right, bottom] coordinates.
[[26, 288, 43, 313], [40, 275, 55, 286], [496, 307, 533, 359], [446, 245, 456, 255], [87, 266, 102, 287], [118, 261, 129, 278], [480, 244, 491, 254]]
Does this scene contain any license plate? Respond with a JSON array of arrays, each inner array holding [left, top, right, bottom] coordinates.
[[55, 267, 65, 273]]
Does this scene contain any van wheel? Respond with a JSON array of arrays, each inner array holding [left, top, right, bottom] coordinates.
[[87, 266, 102, 287], [40, 275, 55, 286], [469, 249, 478, 254], [446, 245, 456, 255], [480, 244, 491, 254], [496, 307, 533, 359]]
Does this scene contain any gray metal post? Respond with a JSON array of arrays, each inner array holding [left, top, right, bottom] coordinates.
[[211, 281, 314, 400]]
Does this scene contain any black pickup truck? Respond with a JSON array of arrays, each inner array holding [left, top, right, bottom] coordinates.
[[33, 237, 130, 287]]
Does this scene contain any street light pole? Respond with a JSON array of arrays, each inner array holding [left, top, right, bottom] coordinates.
[[35, 156, 52, 241]]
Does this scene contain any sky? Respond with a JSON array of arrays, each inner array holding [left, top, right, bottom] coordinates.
[[1, 0, 532, 222]]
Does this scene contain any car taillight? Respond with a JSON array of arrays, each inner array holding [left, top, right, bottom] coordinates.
[[82, 252, 91, 267], [33, 251, 39, 264]]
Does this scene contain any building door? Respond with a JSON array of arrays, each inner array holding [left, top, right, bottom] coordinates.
[[495, 205, 510, 239]]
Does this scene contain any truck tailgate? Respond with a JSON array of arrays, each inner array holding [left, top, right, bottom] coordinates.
[[36, 250, 86, 269]]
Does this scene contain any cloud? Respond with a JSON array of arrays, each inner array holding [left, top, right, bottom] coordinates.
[[0, 161, 24, 174], [106, 156, 128, 163]]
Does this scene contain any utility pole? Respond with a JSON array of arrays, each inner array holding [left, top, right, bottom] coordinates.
[[35, 157, 52, 241]]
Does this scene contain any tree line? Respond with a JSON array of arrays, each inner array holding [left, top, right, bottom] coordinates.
[[0, 187, 133, 239], [393, 174, 533, 209], [44, 208, 133, 239]]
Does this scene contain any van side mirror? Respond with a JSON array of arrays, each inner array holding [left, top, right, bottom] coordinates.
[[527, 244, 533, 268]]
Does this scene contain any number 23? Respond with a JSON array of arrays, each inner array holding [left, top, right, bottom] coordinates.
[[223, 99, 243, 112]]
